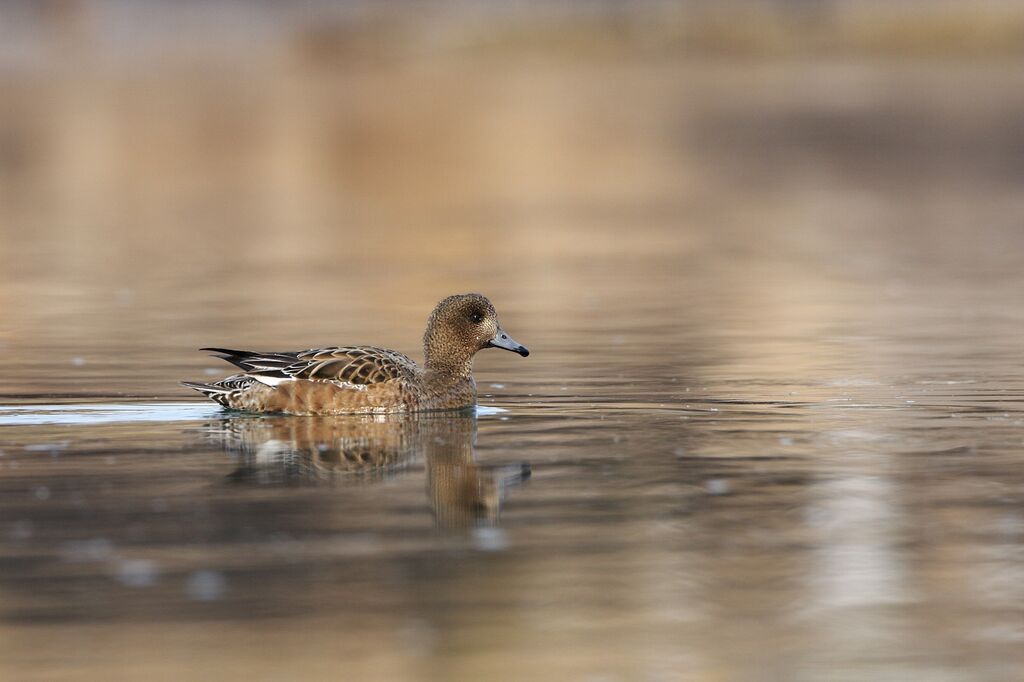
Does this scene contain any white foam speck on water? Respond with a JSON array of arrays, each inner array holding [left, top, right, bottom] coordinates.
[[475, 405, 507, 417], [0, 402, 225, 426], [116, 559, 160, 588], [472, 527, 509, 552], [186, 570, 226, 601], [705, 479, 731, 496]]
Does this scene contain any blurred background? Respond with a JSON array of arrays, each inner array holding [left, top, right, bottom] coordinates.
[[2, 0, 1024, 392], [4, 2, 1024, 681]]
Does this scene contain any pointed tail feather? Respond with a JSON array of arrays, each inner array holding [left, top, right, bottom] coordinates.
[[200, 347, 298, 373], [200, 347, 258, 372], [181, 381, 232, 406]]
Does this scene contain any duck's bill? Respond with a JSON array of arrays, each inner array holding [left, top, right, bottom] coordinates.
[[487, 330, 530, 357]]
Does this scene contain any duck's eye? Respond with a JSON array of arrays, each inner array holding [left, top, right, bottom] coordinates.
[[469, 311, 484, 324]]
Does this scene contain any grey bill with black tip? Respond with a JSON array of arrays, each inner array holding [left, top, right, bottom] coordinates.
[[487, 329, 530, 357]]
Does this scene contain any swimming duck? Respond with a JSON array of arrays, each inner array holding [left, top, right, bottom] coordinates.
[[183, 293, 529, 415]]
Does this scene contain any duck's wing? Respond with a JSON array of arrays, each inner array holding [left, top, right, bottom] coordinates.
[[202, 346, 415, 386], [287, 346, 416, 385]]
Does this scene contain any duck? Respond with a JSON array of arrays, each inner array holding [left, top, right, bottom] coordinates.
[[183, 293, 529, 415]]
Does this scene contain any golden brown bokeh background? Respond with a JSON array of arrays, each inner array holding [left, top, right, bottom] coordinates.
[[3, 1, 1024, 398]]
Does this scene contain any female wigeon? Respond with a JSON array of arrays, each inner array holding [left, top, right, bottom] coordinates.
[[183, 293, 529, 415]]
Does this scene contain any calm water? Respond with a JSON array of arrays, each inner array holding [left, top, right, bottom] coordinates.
[[4, 259, 1024, 681], [3, 50, 1024, 680]]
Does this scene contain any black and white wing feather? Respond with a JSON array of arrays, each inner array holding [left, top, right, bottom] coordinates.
[[201, 346, 415, 386]]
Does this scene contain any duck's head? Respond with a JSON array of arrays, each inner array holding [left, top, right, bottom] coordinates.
[[424, 293, 529, 373]]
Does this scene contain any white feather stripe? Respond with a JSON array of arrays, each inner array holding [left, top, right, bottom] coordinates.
[[252, 375, 293, 387]]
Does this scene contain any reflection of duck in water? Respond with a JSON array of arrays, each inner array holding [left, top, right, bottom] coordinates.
[[208, 412, 528, 527], [213, 413, 417, 482], [422, 414, 530, 528]]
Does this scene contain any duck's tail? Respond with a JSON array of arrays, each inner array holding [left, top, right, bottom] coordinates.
[[181, 381, 232, 406], [200, 347, 298, 373], [182, 373, 259, 407]]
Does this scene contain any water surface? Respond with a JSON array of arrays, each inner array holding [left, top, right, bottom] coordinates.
[[3, 47, 1024, 682]]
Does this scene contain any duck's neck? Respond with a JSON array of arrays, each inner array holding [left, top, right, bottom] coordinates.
[[423, 348, 475, 383], [422, 328, 476, 383]]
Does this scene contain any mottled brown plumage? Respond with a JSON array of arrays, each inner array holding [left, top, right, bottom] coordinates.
[[183, 293, 529, 415]]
